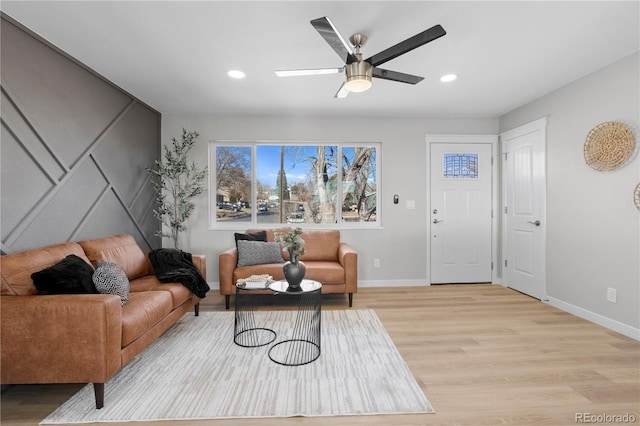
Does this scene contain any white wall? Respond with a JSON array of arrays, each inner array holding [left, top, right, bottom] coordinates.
[[163, 52, 638, 338], [499, 52, 640, 336], [161, 116, 497, 288]]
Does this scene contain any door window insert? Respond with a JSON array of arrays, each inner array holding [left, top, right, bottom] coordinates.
[[443, 153, 479, 179]]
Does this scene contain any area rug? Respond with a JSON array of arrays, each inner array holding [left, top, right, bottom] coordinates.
[[41, 309, 433, 424]]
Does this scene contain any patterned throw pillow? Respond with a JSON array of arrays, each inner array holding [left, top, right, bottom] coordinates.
[[92, 261, 130, 306], [236, 240, 284, 267], [234, 231, 268, 266]]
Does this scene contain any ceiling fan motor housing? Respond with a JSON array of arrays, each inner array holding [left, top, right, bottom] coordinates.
[[345, 54, 372, 92]]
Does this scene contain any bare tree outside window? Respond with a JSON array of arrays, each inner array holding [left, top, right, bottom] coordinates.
[[215, 146, 251, 222], [342, 147, 376, 221]]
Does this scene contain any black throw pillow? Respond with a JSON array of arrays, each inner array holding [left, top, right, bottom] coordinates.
[[31, 254, 98, 294], [234, 231, 267, 249]]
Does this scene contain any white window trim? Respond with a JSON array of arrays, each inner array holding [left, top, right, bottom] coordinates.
[[208, 140, 382, 230]]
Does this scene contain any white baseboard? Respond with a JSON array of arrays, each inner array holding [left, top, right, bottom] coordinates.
[[357, 279, 430, 288], [546, 296, 640, 341]]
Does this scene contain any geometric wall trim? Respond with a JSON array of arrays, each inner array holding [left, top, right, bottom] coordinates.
[[1, 16, 160, 254]]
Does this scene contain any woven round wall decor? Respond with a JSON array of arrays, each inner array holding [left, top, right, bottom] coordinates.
[[584, 121, 634, 171], [634, 183, 640, 212]]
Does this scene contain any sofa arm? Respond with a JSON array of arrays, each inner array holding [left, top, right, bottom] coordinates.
[[338, 243, 358, 293], [219, 248, 238, 296], [1, 294, 123, 385], [191, 254, 207, 279]]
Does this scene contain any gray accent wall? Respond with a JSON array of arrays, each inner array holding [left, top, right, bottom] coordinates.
[[1, 16, 161, 254]]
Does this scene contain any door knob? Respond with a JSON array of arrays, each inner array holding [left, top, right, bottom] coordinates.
[[527, 220, 541, 227], [433, 219, 444, 224]]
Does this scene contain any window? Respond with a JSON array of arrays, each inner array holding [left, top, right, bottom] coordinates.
[[211, 142, 380, 227], [214, 146, 252, 223], [443, 153, 479, 179]]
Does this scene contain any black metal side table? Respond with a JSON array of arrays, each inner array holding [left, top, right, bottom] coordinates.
[[234, 284, 277, 347], [267, 279, 322, 366]]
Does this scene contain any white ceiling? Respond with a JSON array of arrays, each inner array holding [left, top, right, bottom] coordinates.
[[2, 1, 638, 118]]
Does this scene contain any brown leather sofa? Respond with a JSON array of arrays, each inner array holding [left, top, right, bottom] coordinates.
[[0, 234, 206, 409], [219, 228, 357, 309]]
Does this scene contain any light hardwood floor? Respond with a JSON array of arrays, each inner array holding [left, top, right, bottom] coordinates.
[[2, 284, 639, 425]]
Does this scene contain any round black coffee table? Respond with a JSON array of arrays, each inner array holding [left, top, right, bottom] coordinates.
[[267, 279, 322, 366]]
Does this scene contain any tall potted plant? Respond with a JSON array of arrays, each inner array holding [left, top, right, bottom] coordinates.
[[147, 128, 208, 249]]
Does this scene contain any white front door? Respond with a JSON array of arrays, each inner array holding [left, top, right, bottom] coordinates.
[[429, 142, 493, 283], [502, 118, 547, 300]]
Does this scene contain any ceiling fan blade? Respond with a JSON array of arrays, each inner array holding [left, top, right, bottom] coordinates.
[[275, 68, 343, 77], [310, 17, 358, 64], [334, 82, 350, 99], [366, 24, 446, 67], [372, 68, 424, 85]]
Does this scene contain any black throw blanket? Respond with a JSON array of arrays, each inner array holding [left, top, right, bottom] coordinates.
[[148, 249, 210, 298]]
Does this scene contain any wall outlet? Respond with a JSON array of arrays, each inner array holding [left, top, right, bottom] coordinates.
[[405, 200, 416, 210], [607, 287, 617, 303], [374, 258, 381, 268]]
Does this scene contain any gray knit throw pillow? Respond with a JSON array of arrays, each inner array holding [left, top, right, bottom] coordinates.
[[237, 240, 284, 267]]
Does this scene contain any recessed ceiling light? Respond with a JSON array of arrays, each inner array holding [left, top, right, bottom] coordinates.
[[440, 73, 457, 82], [227, 70, 246, 79]]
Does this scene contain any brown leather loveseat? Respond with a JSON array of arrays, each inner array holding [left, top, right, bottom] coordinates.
[[0, 234, 206, 409], [219, 228, 357, 309]]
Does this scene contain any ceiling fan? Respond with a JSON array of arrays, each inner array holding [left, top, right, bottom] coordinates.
[[275, 17, 446, 98]]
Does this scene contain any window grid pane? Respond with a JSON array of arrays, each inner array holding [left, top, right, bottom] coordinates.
[[215, 146, 252, 223], [443, 153, 479, 179]]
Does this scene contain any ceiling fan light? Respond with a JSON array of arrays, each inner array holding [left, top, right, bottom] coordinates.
[[345, 76, 372, 92], [344, 60, 373, 92]]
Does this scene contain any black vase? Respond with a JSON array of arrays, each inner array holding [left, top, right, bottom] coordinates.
[[283, 254, 306, 291]]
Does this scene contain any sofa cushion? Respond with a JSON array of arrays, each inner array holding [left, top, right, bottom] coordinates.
[[129, 275, 193, 309], [121, 291, 173, 347], [31, 254, 98, 295], [237, 240, 284, 266], [129, 275, 164, 292], [234, 263, 285, 283], [93, 261, 130, 306], [239, 229, 341, 262], [302, 261, 346, 284], [79, 234, 150, 280], [1, 242, 90, 296], [299, 230, 340, 262]]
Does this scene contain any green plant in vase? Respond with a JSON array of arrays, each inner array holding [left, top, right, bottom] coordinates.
[[275, 227, 306, 290], [275, 227, 306, 261]]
